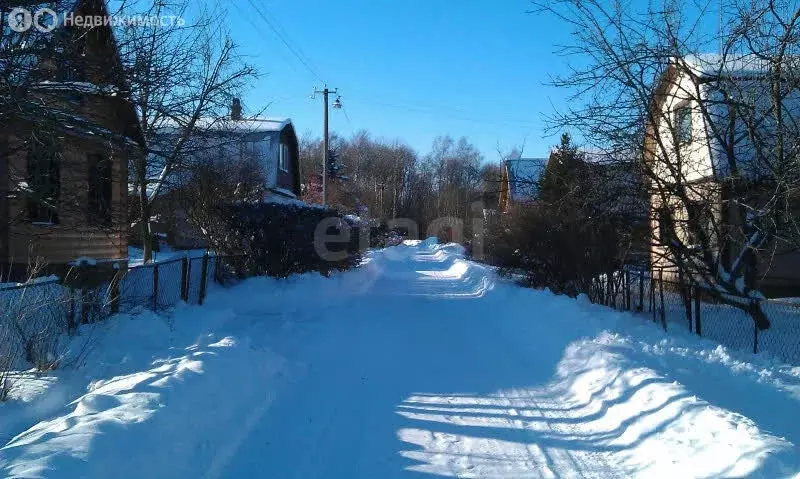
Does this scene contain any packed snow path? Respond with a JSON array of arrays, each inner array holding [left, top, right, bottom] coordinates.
[[2, 240, 799, 478]]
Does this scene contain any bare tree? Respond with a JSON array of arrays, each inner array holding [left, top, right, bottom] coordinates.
[[172, 145, 266, 251], [116, 0, 257, 262], [537, 0, 800, 328]]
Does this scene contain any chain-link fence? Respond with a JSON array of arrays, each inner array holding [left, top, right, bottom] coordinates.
[[0, 279, 72, 371], [1, 253, 250, 389], [1, 253, 246, 339], [590, 268, 800, 365]]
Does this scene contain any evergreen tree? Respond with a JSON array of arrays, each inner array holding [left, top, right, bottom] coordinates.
[[327, 148, 346, 180], [538, 133, 587, 205]]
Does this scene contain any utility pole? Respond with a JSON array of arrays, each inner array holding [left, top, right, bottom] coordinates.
[[313, 87, 340, 205]]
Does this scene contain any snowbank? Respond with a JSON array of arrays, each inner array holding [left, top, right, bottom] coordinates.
[[2, 239, 799, 477], [0, 299, 288, 478]]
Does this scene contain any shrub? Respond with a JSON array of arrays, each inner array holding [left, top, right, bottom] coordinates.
[[0, 280, 70, 378], [0, 330, 17, 401], [486, 203, 625, 297], [200, 202, 365, 279]]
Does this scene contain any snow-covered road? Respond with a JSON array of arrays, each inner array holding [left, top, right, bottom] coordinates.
[[2, 240, 800, 478]]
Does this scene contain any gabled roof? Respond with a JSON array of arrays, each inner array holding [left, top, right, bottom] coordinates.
[[217, 117, 292, 132], [155, 117, 294, 140], [2, 0, 108, 76], [504, 158, 548, 201], [650, 54, 800, 182], [1, 0, 146, 147], [681, 53, 793, 79], [145, 116, 299, 197]]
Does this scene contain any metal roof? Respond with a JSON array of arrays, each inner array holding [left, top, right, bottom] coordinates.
[[504, 157, 548, 201]]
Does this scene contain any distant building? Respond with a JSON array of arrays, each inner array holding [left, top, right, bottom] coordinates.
[[149, 100, 301, 248], [584, 158, 650, 267], [498, 158, 549, 212], [154, 102, 301, 199]]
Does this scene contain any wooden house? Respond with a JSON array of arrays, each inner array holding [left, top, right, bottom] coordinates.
[[498, 157, 548, 212], [645, 54, 800, 296], [0, 0, 144, 280], [149, 100, 301, 248]]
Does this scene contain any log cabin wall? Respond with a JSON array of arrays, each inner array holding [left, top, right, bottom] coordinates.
[[0, 4, 139, 276], [0, 136, 9, 274], [4, 131, 130, 268]]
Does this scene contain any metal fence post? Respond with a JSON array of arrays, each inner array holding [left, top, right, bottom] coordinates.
[[215, 256, 225, 284], [625, 270, 631, 310], [180, 257, 189, 302], [753, 301, 759, 354], [685, 282, 692, 331], [638, 270, 644, 311], [650, 273, 656, 318], [199, 253, 209, 305], [694, 286, 702, 336], [610, 272, 616, 309], [153, 263, 159, 311], [659, 269, 667, 330]]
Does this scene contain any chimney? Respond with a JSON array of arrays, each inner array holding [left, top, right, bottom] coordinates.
[[231, 98, 242, 121]]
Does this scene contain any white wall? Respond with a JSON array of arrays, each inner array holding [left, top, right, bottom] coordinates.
[[656, 71, 715, 183]]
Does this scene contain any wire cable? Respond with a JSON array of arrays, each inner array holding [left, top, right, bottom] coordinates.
[[243, 0, 326, 83]]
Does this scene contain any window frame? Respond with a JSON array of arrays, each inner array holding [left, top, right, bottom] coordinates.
[[279, 142, 289, 172], [87, 153, 113, 226], [657, 206, 675, 247], [26, 139, 61, 225], [674, 103, 693, 146]]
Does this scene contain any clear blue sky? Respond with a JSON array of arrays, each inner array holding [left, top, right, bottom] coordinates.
[[226, 0, 575, 162]]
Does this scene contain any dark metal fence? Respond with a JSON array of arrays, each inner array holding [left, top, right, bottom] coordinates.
[[590, 268, 800, 365], [0, 253, 248, 332]]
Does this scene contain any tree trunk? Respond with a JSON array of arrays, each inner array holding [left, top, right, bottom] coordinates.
[[137, 161, 152, 263]]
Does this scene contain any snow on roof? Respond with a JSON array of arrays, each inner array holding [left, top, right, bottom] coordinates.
[[659, 54, 800, 181], [505, 158, 548, 201], [157, 117, 292, 134], [219, 118, 292, 132], [32, 81, 120, 96], [681, 53, 797, 78], [14, 101, 141, 146]]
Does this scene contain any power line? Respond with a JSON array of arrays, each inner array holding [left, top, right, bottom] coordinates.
[[237, 3, 535, 133], [347, 98, 539, 128], [341, 105, 355, 135], [234, 10, 302, 78], [243, 0, 325, 83], [256, 3, 324, 79]]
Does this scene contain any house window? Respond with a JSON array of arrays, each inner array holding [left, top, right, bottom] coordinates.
[[279, 143, 289, 172], [686, 200, 711, 247], [55, 34, 86, 82], [27, 139, 61, 224], [658, 206, 674, 246], [675, 104, 692, 145], [88, 154, 113, 225]]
